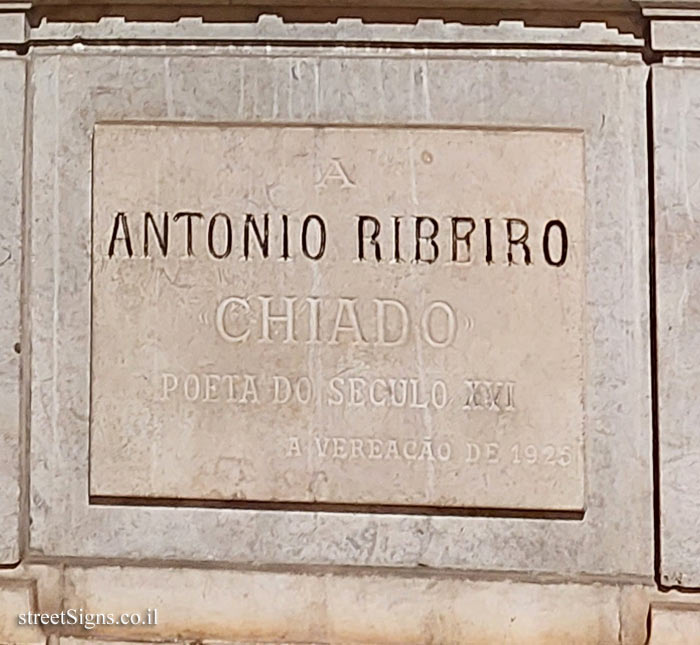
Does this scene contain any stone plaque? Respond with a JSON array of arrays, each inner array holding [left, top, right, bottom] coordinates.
[[89, 123, 585, 512]]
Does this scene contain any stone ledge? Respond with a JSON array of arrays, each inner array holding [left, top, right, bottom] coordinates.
[[0, 0, 647, 48], [638, 0, 700, 49], [25, 15, 643, 46], [59, 565, 646, 644], [0, 11, 26, 42], [60, 640, 181, 645], [0, 0, 639, 9], [650, 17, 700, 48], [60, 641, 322, 645], [6, 563, 696, 643]]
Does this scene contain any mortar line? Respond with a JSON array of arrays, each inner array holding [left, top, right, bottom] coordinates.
[[17, 46, 34, 565], [645, 51, 663, 594]]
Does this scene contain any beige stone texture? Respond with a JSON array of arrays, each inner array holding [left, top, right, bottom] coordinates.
[[60, 639, 309, 645], [0, 12, 26, 44], [90, 123, 585, 511], [7, 0, 637, 8], [0, 563, 66, 621], [654, 62, 700, 588], [651, 19, 700, 50], [60, 565, 643, 644], [7, 561, 700, 644], [0, 54, 25, 565], [0, 579, 46, 645], [27, 44, 651, 579], [619, 586, 654, 644], [648, 604, 700, 644], [640, 0, 700, 16], [60, 641, 179, 645], [61, 639, 324, 645]]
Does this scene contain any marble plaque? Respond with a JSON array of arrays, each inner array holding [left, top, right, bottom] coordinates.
[[89, 123, 585, 511]]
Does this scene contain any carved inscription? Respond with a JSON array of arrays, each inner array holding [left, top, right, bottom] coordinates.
[[107, 210, 568, 267], [89, 124, 586, 511]]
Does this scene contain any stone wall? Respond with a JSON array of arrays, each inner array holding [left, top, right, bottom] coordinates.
[[1, 1, 700, 642]]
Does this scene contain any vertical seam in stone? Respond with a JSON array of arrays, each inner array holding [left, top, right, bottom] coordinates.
[[643, 602, 653, 645], [645, 55, 662, 591], [617, 585, 623, 643], [18, 46, 34, 562]]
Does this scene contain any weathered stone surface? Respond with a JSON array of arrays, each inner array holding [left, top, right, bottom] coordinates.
[[90, 123, 585, 511], [61, 641, 179, 645], [651, 19, 700, 50], [648, 604, 700, 644], [0, 561, 676, 644], [61, 565, 637, 644], [654, 62, 700, 588], [0, 579, 46, 645], [62, 641, 321, 645], [5, 0, 639, 8], [60, 638, 316, 645], [0, 11, 26, 44], [0, 54, 25, 565], [28, 45, 650, 576], [619, 586, 654, 644]]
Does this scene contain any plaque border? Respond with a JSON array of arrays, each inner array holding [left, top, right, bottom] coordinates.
[[28, 46, 652, 578]]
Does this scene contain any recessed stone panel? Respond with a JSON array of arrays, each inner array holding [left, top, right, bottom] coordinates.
[[29, 49, 650, 574], [89, 123, 585, 511]]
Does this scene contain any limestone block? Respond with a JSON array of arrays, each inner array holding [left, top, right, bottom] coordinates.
[[0, 564, 66, 624], [0, 12, 26, 45], [60, 640, 321, 645], [0, 580, 46, 645], [619, 585, 654, 645], [62, 565, 637, 644], [0, 54, 25, 565], [648, 604, 700, 645], [60, 641, 180, 645], [62, 640, 337, 645], [654, 62, 700, 588], [651, 19, 700, 51], [61, 641, 322, 645]]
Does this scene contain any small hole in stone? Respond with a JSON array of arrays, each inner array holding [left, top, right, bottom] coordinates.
[[13, 343, 21, 354]]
